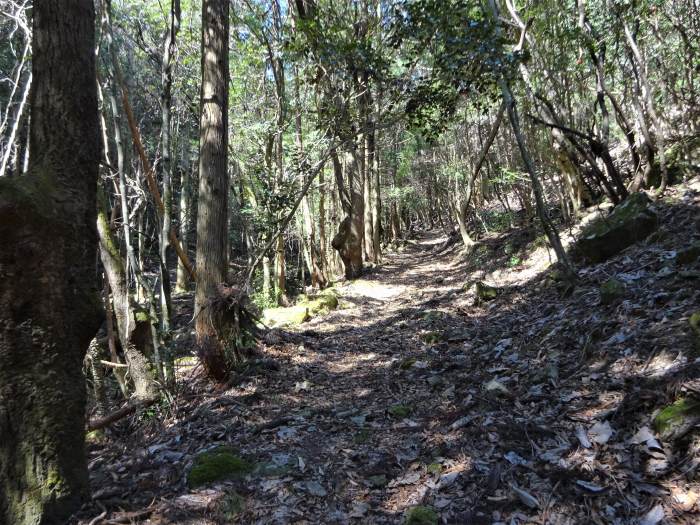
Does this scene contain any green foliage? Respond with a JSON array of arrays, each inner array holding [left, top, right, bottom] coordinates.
[[391, 0, 513, 141]]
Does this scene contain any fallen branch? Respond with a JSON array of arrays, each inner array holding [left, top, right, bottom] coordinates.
[[87, 397, 157, 431]]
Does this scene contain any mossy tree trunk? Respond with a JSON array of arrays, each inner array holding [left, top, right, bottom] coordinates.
[[96, 188, 158, 402], [0, 1, 101, 523]]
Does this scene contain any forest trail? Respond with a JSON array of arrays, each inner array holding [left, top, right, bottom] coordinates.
[[84, 184, 700, 525]]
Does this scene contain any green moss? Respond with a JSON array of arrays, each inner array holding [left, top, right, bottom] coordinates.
[[600, 278, 625, 305], [654, 398, 700, 436], [354, 429, 371, 444], [134, 309, 150, 323], [405, 506, 438, 525], [262, 305, 310, 327], [421, 331, 442, 344], [175, 355, 198, 366], [305, 292, 339, 315], [85, 429, 105, 443], [45, 467, 65, 492], [426, 463, 442, 475], [388, 404, 412, 418], [188, 447, 253, 488], [400, 357, 417, 370], [690, 312, 700, 335], [475, 281, 498, 303], [584, 192, 651, 237]]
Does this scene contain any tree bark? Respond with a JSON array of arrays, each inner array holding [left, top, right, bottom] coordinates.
[[0, 1, 101, 523], [195, 0, 230, 381], [332, 148, 364, 279], [158, 0, 181, 334]]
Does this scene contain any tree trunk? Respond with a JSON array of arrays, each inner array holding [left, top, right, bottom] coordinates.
[[175, 160, 193, 292], [195, 0, 230, 381], [331, 148, 364, 279], [158, 0, 181, 334], [96, 187, 158, 401], [0, 1, 101, 523]]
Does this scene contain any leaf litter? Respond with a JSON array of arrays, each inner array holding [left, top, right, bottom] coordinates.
[[78, 181, 700, 523]]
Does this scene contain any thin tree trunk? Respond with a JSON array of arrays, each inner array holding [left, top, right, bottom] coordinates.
[[158, 0, 181, 337]]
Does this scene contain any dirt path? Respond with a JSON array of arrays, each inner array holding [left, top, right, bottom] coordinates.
[[84, 191, 700, 525]]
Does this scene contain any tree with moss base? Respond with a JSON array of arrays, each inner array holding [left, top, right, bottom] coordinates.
[[0, 1, 101, 523]]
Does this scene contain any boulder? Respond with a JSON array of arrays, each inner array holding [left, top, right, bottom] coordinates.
[[576, 192, 657, 263]]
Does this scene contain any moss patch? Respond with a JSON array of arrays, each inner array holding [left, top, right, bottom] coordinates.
[[262, 305, 310, 327], [188, 447, 253, 488], [654, 398, 700, 437], [405, 506, 438, 525], [690, 312, 700, 335], [600, 278, 626, 305], [420, 331, 442, 345], [427, 462, 442, 475], [300, 289, 339, 315], [388, 404, 412, 418], [475, 281, 498, 304]]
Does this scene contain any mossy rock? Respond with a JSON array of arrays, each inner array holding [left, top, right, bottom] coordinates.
[[188, 447, 253, 488], [405, 506, 438, 525], [576, 192, 657, 263], [600, 278, 626, 305], [262, 305, 310, 327], [388, 404, 412, 418], [304, 291, 339, 315], [475, 281, 498, 304], [654, 398, 700, 439]]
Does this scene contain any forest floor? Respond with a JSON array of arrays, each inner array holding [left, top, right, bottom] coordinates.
[[80, 179, 700, 525]]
